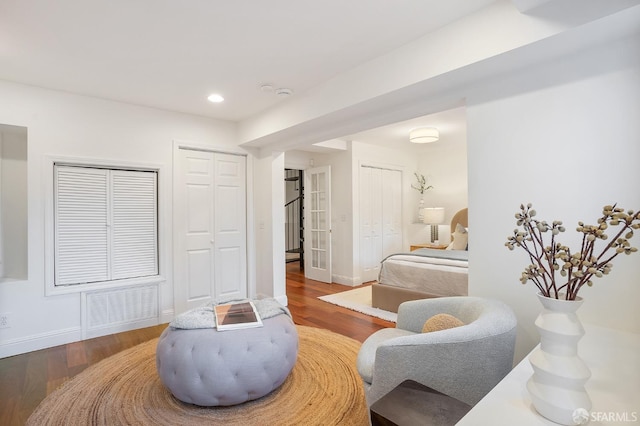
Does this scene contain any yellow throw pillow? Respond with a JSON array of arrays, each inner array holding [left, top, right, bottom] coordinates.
[[422, 313, 465, 333]]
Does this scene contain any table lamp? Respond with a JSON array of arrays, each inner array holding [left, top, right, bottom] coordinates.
[[423, 207, 445, 243]]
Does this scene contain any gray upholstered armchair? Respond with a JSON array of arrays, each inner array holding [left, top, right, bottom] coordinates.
[[356, 296, 517, 407]]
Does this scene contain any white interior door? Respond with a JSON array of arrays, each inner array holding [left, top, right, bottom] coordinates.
[[175, 149, 247, 314], [304, 166, 332, 283]]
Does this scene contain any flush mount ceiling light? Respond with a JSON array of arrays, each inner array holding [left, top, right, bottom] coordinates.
[[409, 127, 439, 144], [207, 93, 224, 103]]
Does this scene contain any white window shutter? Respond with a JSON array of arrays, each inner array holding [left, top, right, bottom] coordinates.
[[55, 166, 109, 285], [111, 170, 158, 280]]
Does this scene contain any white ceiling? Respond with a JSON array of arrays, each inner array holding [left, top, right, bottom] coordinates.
[[0, 0, 495, 123]]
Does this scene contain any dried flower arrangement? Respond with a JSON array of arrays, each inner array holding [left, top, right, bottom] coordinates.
[[506, 203, 639, 300], [411, 172, 433, 195]]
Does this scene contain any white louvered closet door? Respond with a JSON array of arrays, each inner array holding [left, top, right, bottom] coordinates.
[[110, 170, 158, 280], [55, 166, 110, 285], [54, 165, 158, 286]]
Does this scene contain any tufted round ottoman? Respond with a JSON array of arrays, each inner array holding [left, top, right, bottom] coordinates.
[[156, 313, 298, 406]]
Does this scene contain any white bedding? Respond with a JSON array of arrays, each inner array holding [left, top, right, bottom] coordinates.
[[378, 250, 468, 297]]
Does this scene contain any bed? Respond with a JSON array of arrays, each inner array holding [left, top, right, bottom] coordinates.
[[372, 208, 468, 313]]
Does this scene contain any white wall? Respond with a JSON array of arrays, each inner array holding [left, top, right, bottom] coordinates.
[[253, 151, 287, 304], [466, 35, 640, 362], [284, 149, 317, 171], [0, 80, 237, 357]]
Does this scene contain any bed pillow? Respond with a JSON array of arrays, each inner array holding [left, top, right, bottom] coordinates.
[[446, 223, 468, 250], [422, 313, 465, 333]]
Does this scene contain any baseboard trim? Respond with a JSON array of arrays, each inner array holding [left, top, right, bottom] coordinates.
[[332, 274, 360, 287], [160, 309, 174, 324], [255, 293, 288, 307], [274, 294, 289, 306], [83, 318, 160, 340], [0, 326, 82, 359]]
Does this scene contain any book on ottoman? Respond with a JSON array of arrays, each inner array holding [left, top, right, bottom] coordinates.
[[214, 301, 263, 331]]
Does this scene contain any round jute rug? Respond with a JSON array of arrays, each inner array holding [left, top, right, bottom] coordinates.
[[27, 325, 368, 426]]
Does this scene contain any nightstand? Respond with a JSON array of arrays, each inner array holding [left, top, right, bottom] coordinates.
[[410, 243, 448, 251]]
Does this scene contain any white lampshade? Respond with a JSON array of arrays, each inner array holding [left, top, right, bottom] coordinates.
[[422, 207, 445, 224], [409, 127, 439, 144]]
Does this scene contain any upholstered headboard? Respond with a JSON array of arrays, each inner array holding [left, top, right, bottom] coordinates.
[[450, 208, 468, 234]]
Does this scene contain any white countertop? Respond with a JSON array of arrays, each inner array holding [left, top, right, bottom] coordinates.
[[457, 324, 640, 425]]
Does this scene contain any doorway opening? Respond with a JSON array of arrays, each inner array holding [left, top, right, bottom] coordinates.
[[285, 168, 303, 269]]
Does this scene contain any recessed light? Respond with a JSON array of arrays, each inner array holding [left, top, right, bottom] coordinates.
[[207, 93, 224, 103]]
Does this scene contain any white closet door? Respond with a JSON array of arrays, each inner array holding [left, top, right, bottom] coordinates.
[[54, 165, 159, 287], [359, 166, 373, 281], [175, 149, 247, 313], [382, 169, 403, 257], [360, 166, 402, 283], [212, 153, 247, 301], [54, 166, 109, 285], [177, 149, 216, 311], [360, 167, 383, 283], [111, 170, 158, 280]]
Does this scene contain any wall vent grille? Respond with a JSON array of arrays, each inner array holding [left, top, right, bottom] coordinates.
[[84, 285, 158, 338]]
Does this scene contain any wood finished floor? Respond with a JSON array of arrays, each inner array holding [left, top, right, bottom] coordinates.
[[0, 263, 393, 425]]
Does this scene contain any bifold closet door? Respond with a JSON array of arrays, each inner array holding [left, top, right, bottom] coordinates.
[[360, 166, 383, 283], [176, 149, 247, 313], [212, 153, 247, 301], [381, 169, 402, 257], [359, 166, 402, 283]]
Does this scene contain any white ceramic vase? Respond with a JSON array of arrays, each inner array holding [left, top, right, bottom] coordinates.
[[417, 198, 425, 222], [527, 293, 592, 425]]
